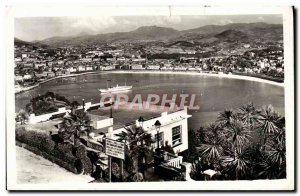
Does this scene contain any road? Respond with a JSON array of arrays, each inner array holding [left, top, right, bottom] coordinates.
[[16, 146, 93, 184]]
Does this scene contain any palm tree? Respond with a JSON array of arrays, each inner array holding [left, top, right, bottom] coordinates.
[[256, 105, 281, 150], [257, 157, 286, 179], [222, 148, 251, 180], [58, 109, 92, 147], [225, 120, 251, 154], [115, 125, 153, 177], [263, 127, 286, 178], [223, 119, 252, 180], [217, 109, 236, 128], [196, 124, 226, 167], [237, 102, 258, 132]]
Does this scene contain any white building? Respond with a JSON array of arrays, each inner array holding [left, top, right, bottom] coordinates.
[[67, 67, 77, 73], [86, 66, 93, 71], [131, 64, 143, 70], [78, 65, 85, 72], [100, 65, 116, 70], [23, 74, 32, 80], [107, 107, 191, 153], [147, 65, 160, 70]]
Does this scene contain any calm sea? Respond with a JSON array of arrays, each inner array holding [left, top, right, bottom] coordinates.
[[15, 72, 285, 130]]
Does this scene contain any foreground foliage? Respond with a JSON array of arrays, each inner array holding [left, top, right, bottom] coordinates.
[[189, 103, 286, 180]]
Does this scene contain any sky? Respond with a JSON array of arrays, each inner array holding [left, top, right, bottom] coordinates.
[[15, 15, 282, 42]]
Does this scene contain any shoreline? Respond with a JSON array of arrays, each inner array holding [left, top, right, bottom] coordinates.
[[15, 70, 284, 94], [15, 71, 100, 94], [110, 70, 285, 87]]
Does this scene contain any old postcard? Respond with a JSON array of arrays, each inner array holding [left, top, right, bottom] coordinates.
[[6, 5, 294, 191]]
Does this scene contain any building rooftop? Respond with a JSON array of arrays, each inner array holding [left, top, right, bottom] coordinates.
[[88, 102, 178, 135]]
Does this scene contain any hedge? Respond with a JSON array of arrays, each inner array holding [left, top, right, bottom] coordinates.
[[15, 127, 92, 174]]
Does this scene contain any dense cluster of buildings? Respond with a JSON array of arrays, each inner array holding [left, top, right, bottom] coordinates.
[[14, 40, 284, 91]]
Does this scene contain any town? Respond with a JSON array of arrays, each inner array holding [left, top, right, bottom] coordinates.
[[14, 32, 284, 93], [13, 23, 286, 184]]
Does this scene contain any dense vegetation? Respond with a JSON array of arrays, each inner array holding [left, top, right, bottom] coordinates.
[[24, 92, 75, 116], [16, 127, 92, 174], [182, 103, 286, 180], [16, 96, 286, 182]]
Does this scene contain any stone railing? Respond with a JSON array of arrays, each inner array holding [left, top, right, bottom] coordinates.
[[165, 153, 183, 169]]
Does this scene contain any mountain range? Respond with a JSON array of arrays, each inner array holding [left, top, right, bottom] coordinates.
[[15, 22, 283, 48]]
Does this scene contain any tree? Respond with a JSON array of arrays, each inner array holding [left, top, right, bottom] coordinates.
[[16, 109, 29, 125], [217, 109, 236, 128], [58, 109, 92, 147], [256, 105, 281, 150], [237, 102, 258, 132], [180, 128, 202, 163], [223, 120, 252, 180], [222, 148, 251, 180], [196, 124, 226, 167], [191, 104, 285, 181], [115, 125, 153, 178], [257, 127, 286, 179], [225, 120, 251, 153]]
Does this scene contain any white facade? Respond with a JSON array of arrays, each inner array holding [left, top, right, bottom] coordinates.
[[131, 64, 143, 70], [92, 118, 114, 129], [86, 66, 93, 71], [78, 66, 85, 71], [147, 65, 160, 70], [108, 107, 191, 153]]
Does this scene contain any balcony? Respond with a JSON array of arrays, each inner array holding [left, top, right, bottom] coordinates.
[[164, 152, 183, 169]]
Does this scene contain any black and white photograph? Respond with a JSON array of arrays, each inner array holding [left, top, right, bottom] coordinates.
[[5, 4, 294, 191]]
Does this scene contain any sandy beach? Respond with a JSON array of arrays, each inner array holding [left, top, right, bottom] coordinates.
[[109, 70, 285, 87], [15, 70, 284, 95]]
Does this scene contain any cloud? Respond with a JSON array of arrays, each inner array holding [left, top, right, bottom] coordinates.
[[68, 16, 117, 34], [15, 15, 283, 41]]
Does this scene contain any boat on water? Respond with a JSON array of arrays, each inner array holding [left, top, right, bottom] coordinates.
[[99, 84, 132, 94]]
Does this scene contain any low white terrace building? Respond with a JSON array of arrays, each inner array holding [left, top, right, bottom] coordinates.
[[101, 106, 191, 154]]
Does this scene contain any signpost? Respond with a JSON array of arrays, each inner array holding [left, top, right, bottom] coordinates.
[[105, 138, 125, 182]]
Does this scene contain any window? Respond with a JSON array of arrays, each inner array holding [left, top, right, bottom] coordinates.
[[172, 126, 182, 146]]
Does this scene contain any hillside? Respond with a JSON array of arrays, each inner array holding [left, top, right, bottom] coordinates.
[[20, 22, 283, 47], [183, 22, 282, 41], [34, 26, 181, 47], [15, 38, 48, 48], [214, 30, 249, 40]]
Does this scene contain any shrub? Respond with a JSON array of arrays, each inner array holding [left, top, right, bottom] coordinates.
[[80, 157, 93, 175], [15, 129, 78, 173], [74, 145, 87, 159]]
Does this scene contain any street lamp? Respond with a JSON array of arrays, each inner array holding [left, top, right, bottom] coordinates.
[[154, 120, 161, 151], [82, 98, 85, 111], [109, 96, 113, 118], [138, 116, 145, 128]]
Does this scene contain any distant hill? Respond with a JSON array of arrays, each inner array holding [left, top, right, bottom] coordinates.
[[183, 22, 282, 40], [19, 22, 283, 47], [214, 29, 248, 40], [34, 26, 181, 47], [166, 41, 195, 47], [15, 37, 48, 48], [14, 38, 33, 46]]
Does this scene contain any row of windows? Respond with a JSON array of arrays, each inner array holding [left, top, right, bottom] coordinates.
[[152, 125, 182, 148]]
